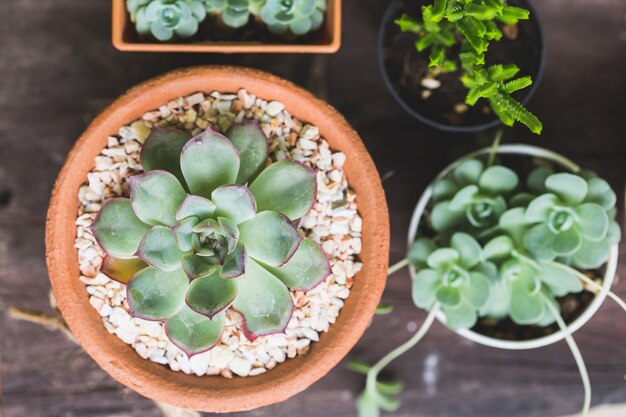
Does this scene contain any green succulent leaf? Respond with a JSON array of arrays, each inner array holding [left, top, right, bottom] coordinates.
[[220, 244, 248, 279], [450, 233, 481, 269], [443, 301, 478, 329], [572, 238, 611, 270], [140, 129, 191, 188], [527, 166, 553, 194], [129, 171, 187, 227], [101, 256, 148, 284], [545, 173, 588, 205], [263, 238, 331, 290], [431, 200, 465, 231], [509, 276, 545, 325], [432, 178, 459, 201], [464, 272, 491, 309], [450, 185, 478, 211], [181, 253, 218, 280], [479, 166, 518, 194], [165, 306, 224, 356], [127, 266, 189, 320], [226, 120, 269, 184], [427, 248, 460, 269], [575, 203, 609, 242], [136, 226, 184, 271], [172, 217, 200, 252], [552, 227, 583, 256], [186, 271, 238, 318], [90, 199, 150, 259], [585, 177, 616, 210], [239, 211, 303, 267], [211, 185, 257, 225], [436, 286, 461, 307], [180, 129, 240, 198], [249, 160, 316, 220], [232, 259, 294, 338], [176, 195, 216, 222], [537, 262, 583, 297], [412, 269, 440, 309], [218, 216, 240, 254], [524, 223, 556, 261], [482, 235, 514, 261], [407, 238, 437, 266], [526, 194, 558, 222], [453, 159, 484, 186]]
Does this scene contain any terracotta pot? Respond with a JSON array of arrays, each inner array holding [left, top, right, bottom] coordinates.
[[112, 0, 341, 54], [408, 144, 619, 349], [46, 66, 389, 412]]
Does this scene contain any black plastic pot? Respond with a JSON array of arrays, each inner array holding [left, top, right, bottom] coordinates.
[[377, 0, 545, 133]]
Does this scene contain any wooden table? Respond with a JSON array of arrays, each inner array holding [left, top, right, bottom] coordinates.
[[1, 0, 625, 416]]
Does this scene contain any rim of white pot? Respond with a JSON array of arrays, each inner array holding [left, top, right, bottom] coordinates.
[[407, 144, 619, 350]]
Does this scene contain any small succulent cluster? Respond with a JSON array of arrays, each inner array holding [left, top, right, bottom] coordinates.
[[396, 0, 542, 133], [90, 121, 330, 356], [127, 0, 326, 40], [411, 157, 620, 329]]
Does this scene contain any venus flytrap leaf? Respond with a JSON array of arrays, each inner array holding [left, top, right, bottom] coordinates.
[[90, 121, 328, 355]]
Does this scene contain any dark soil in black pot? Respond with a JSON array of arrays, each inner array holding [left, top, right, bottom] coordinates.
[[378, 0, 544, 132]]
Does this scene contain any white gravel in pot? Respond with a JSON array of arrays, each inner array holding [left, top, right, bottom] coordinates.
[[74, 89, 363, 378]]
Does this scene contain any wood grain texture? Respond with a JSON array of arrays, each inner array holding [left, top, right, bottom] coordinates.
[[1, 0, 625, 416]]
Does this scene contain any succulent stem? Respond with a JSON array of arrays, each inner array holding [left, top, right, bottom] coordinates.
[[387, 258, 410, 276], [365, 304, 440, 395], [487, 129, 503, 167], [541, 292, 590, 417]]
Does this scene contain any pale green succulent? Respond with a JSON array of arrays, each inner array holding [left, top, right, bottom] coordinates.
[[204, 0, 264, 28], [519, 171, 620, 269], [90, 121, 330, 356], [430, 158, 518, 232], [410, 233, 491, 329], [260, 0, 326, 35], [131, 0, 207, 41]]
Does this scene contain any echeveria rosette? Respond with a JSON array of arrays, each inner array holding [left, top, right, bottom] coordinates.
[[410, 233, 491, 329], [260, 0, 326, 36], [430, 159, 518, 233], [90, 121, 331, 356], [132, 0, 207, 41], [204, 0, 264, 28], [520, 172, 620, 270]]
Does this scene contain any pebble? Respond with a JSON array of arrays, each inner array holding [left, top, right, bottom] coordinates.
[[421, 78, 442, 89]]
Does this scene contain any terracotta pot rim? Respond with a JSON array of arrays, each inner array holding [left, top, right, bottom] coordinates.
[[407, 144, 619, 350], [46, 66, 389, 412]]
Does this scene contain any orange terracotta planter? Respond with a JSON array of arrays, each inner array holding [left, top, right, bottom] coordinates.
[[112, 0, 342, 53], [46, 66, 389, 412]]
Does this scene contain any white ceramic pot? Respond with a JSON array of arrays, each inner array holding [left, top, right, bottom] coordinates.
[[407, 144, 619, 350]]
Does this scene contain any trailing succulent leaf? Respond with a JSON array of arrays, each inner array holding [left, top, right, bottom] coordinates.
[[408, 156, 621, 331], [430, 158, 518, 232], [91, 120, 330, 356], [395, 0, 542, 133], [130, 0, 207, 41], [260, 0, 326, 35], [204, 0, 265, 28]]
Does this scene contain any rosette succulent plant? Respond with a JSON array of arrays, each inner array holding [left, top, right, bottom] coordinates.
[[431, 158, 518, 232], [410, 233, 491, 329], [129, 0, 207, 41], [260, 0, 326, 35], [90, 121, 330, 356], [205, 0, 264, 28]]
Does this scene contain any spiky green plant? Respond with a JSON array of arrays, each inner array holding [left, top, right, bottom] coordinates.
[[395, 0, 542, 133], [260, 0, 326, 35], [351, 149, 622, 417], [129, 0, 207, 41], [204, 0, 265, 28], [90, 121, 330, 356]]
